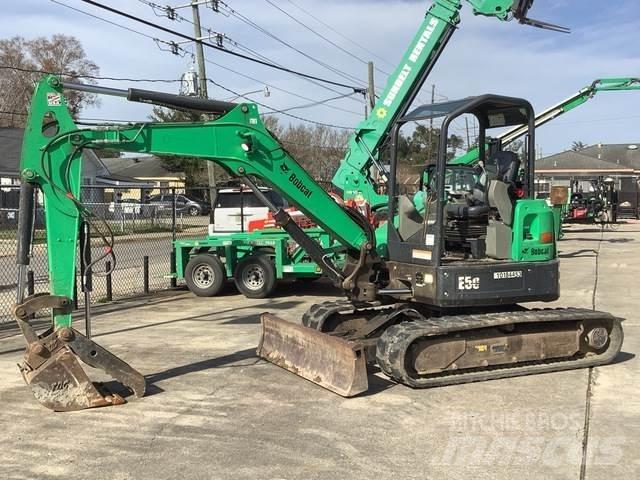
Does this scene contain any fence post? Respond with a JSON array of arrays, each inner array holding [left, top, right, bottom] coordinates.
[[27, 270, 34, 296], [105, 261, 113, 302], [143, 255, 150, 294], [170, 250, 177, 288], [172, 187, 177, 239], [73, 276, 79, 310], [27, 270, 35, 320]]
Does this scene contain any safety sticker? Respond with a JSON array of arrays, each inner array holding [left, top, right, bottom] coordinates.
[[47, 93, 62, 107]]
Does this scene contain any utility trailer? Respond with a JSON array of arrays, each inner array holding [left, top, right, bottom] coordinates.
[[173, 227, 337, 298], [173, 186, 334, 298]]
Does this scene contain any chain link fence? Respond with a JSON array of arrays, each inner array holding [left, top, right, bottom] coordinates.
[[0, 179, 388, 325], [0, 185, 211, 324]]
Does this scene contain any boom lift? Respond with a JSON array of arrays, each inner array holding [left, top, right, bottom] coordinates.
[[450, 77, 640, 166], [330, 0, 568, 210], [14, 0, 621, 412]]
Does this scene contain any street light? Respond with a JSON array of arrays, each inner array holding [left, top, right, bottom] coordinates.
[[225, 86, 270, 101]]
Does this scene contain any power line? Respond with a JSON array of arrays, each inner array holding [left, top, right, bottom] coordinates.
[[78, 0, 365, 92], [202, 57, 363, 116], [50, 0, 184, 57], [0, 64, 182, 83], [263, 0, 390, 78], [50, 0, 361, 116], [271, 92, 357, 114], [45, 0, 363, 128], [49, 0, 363, 116], [136, 0, 365, 109], [284, 0, 397, 71], [207, 79, 354, 130], [216, 0, 367, 89]]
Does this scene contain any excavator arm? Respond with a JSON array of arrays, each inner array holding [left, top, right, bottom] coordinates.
[[450, 77, 640, 165]]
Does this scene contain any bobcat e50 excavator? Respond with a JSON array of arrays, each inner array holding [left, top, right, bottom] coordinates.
[[14, 0, 622, 411]]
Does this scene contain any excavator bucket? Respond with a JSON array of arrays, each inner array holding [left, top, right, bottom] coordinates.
[[22, 345, 126, 412], [14, 295, 146, 412], [256, 313, 368, 397]]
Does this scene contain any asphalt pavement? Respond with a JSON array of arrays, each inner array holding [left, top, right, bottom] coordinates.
[[0, 223, 637, 480]]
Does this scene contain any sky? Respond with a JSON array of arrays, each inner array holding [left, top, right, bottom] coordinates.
[[3, 0, 639, 155]]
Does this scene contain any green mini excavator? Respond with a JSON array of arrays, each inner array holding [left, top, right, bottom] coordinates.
[[14, 0, 622, 411]]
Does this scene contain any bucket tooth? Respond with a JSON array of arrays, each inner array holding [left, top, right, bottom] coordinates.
[[257, 313, 368, 397]]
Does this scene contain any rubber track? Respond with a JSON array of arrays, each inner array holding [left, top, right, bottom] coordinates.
[[376, 308, 624, 388], [302, 300, 387, 330]]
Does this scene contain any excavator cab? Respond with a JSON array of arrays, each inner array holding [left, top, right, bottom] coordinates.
[[386, 94, 559, 306]]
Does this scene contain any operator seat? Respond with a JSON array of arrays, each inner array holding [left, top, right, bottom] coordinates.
[[486, 150, 520, 187], [485, 151, 521, 259], [486, 151, 521, 226]]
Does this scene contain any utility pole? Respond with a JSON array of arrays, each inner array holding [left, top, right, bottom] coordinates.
[[465, 117, 471, 149], [367, 61, 376, 118], [428, 84, 435, 162], [191, 0, 217, 213]]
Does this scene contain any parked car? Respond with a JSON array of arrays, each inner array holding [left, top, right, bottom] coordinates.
[[212, 187, 287, 232], [108, 198, 143, 217], [147, 194, 210, 216]]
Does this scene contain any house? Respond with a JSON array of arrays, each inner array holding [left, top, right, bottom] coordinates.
[[0, 127, 154, 206], [536, 143, 640, 214], [0, 127, 112, 185], [100, 155, 185, 192]]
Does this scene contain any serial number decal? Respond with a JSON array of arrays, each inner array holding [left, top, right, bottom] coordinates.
[[493, 271, 523, 280], [531, 247, 550, 256]]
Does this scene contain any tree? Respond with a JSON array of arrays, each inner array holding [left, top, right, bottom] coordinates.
[[0, 35, 99, 127], [149, 106, 214, 187], [261, 116, 349, 181], [388, 125, 468, 166], [571, 141, 587, 151]]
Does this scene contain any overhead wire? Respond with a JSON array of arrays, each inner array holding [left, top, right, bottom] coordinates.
[[78, 0, 366, 92], [216, 0, 367, 89], [207, 79, 354, 130], [262, 0, 391, 78], [50, 0, 183, 60], [0, 64, 182, 83], [47, 0, 365, 119], [135, 0, 366, 112], [283, 0, 397, 71], [202, 57, 364, 116]]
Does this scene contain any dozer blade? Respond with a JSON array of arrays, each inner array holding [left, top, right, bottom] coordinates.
[[257, 313, 368, 397], [18, 327, 146, 412]]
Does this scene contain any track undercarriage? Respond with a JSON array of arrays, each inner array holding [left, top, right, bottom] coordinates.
[[257, 300, 623, 396]]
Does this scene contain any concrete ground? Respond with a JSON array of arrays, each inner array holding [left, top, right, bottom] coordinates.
[[0, 223, 638, 480]]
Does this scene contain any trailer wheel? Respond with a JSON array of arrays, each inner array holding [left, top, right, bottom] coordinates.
[[185, 254, 226, 297], [234, 255, 277, 299]]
